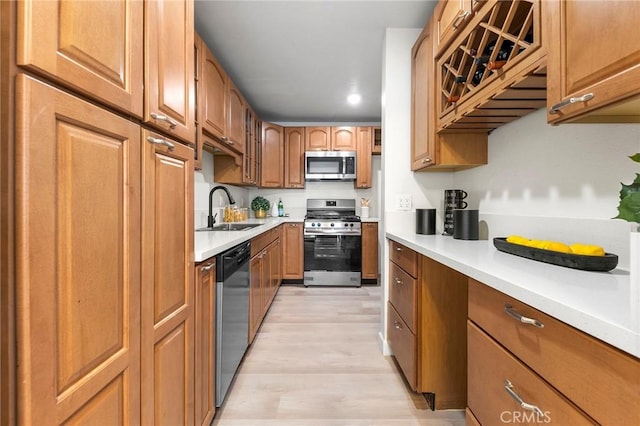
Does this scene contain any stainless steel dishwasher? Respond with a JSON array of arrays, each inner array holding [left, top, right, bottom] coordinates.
[[215, 240, 251, 407]]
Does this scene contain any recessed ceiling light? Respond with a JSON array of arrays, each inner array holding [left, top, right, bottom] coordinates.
[[347, 94, 361, 105]]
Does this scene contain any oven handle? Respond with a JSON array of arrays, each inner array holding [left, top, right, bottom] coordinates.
[[303, 230, 362, 236]]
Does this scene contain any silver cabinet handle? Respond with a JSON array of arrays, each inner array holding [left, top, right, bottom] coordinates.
[[150, 112, 178, 128], [421, 157, 432, 164], [146, 136, 175, 151], [200, 263, 215, 272], [394, 278, 403, 285], [504, 304, 544, 328], [395, 247, 402, 251], [452, 10, 471, 29], [393, 321, 403, 330], [504, 380, 544, 417], [548, 93, 594, 114]]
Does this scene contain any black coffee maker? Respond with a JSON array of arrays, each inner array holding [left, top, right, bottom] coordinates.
[[443, 189, 467, 236]]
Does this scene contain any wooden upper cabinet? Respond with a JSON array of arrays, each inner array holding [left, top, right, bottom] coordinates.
[[225, 80, 246, 154], [372, 126, 382, 155], [284, 127, 305, 189], [547, 0, 640, 124], [144, 0, 195, 145], [282, 223, 304, 279], [200, 36, 227, 141], [305, 126, 331, 151], [261, 122, 284, 188], [331, 126, 357, 151], [435, 0, 473, 55], [356, 126, 372, 189], [15, 74, 141, 425], [141, 129, 194, 426], [411, 24, 436, 170], [16, 0, 143, 117]]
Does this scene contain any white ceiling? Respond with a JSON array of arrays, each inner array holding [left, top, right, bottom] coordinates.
[[194, 1, 438, 123]]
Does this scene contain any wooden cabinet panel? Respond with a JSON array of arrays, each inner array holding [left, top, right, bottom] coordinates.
[[250, 229, 282, 343], [435, 0, 472, 55], [355, 126, 372, 189], [282, 223, 304, 279], [468, 279, 640, 426], [411, 24, 436, 169], [547, 0, 640, 123], [305, 126, 331, 151], [226, 81, 245, 153], [371, 126, 382, 155], [284, 127, 305, 188], [389, 240, 418, 278], [195, 260, 216, 426], [144, 0, 195, 145], [249, 255, 263, 344], [15, 74, 141, 424], [468, 322, 594, 426], [331, 126, 357, 151], [387, 302, 417, 390], [388, 262, 416, 333], [200, 36, 227, 141], [17, 0, 143, 118], [141, 129, 194, 425], [361, 222, 378, 280], [261, 122, 284, 188]]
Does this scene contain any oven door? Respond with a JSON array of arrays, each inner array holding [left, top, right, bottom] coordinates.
[[303, 233, 361, 286]]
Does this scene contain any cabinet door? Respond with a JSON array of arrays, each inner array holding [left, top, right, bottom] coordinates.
[[356, 126, 372, 189], [17, 0, 143, 117], [305, 126, 331, 151], [144, 0, 195, 145], [361, 222, 378, 279], [261, 122, 284, 188], [547, 0, 640, 123], [331, 126, 357, 151], [249, 255, 263, 344], [284, 127, 305, 188], [411, 24, 436, 170], [201, 37, 227, 141], [15, 74, 141, 425], [435, 0, 472, 54], [226, 80, 245, 153], [282, 223, 304, 279], [372, 126, 382, 155], [195, 260, 216, 426], [141, 130, 194, 425]]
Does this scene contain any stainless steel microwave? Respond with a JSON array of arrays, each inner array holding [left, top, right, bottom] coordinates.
[[305, 151, 356, 181]]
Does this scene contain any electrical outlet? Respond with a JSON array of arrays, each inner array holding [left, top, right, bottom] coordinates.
[[397, 194, 412, 211]]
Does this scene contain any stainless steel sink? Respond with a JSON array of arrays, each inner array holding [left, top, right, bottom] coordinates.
[[196, 223, 261, 232]]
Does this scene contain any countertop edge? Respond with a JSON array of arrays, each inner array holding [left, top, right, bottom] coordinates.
[[385, 231, 640, 359]]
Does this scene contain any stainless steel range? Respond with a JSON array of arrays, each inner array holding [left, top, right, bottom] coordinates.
[[304, 199, 362, 287]]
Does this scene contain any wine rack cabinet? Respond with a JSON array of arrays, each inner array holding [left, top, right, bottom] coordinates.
[[437, 0, 547, 132]]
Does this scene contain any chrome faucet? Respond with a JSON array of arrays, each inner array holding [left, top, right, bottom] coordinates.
[[208, 185, 236, 227]]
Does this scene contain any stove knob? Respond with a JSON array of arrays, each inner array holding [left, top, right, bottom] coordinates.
[[344, 223, 349, 227], [350, 223, 354, 227], [311, 223, 315, 227], [330, 223, 334, 227]]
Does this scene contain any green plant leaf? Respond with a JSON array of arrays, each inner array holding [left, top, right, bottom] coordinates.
[[630, 153, 640, 163], [614, 192, 640, 223], [619, 173, 640, 199]]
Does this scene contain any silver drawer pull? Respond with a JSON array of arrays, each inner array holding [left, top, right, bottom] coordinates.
[[504, 304, 544, 328], [394, 278, 403, 285], [394, 321, 403, 330], [150, 112, 178, 128], [548, 93, 594, 114], [146, 136, 175, 151], [200, 263, 215, 272], [504, 380, 544, 417]]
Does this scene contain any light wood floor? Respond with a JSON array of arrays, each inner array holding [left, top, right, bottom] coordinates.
[[213, 285, 466, 425]]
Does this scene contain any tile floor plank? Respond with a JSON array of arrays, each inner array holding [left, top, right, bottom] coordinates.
[[213, 285, 465, 425]]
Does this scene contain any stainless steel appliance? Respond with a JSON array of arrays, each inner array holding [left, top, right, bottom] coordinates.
[[216, 241, 251, 407], [304, 199, 361, 286], [305, 151, 356, 181]]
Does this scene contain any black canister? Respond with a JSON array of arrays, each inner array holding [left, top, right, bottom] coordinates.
[[416, 209, 436, 235], [453, 209, 479, 240]]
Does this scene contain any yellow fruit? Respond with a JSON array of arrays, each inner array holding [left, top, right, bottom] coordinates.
[[544, 241, 572, 253], [506, 235, 529, 245], [570, 243, 605, 256]]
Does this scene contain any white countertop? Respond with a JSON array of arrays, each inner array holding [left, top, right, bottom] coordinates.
[[194, 217, 303, 262], [385, 230, 639, 358]]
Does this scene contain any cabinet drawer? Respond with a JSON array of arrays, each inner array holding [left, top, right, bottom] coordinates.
[[388, 262, 417, 333], [468, 279, 640, 426], [251, 226, 280, 256], [389, 240, 418, 277], [468, 322, 595, 426], [387, 302, 416, 390]]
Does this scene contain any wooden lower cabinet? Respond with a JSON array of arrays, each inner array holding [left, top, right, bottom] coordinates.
[[15, 74, 142, 425], [387, 240, 468, 410], [361, 222, 378, 280], [195, 259, 216, 425], [282, 223, 304, 279], [141, 129, 194, 425]]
